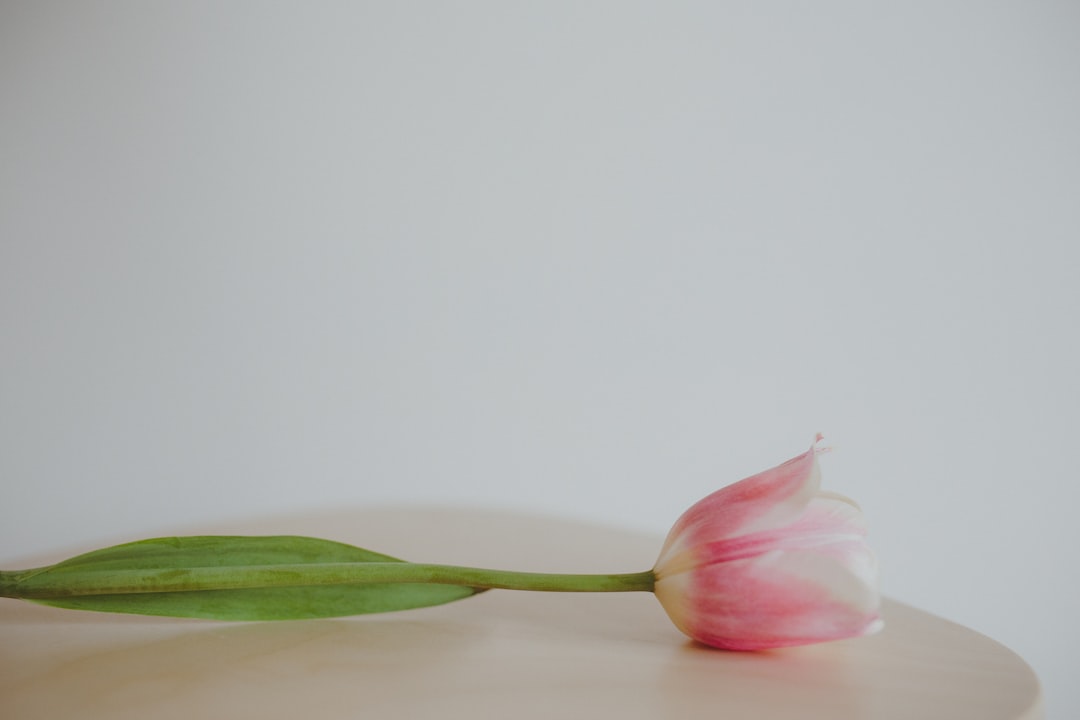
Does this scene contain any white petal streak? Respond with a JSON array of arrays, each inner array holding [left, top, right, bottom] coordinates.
[[735, 455, 822, 536], [795, 492, 868, 535], [761, 546, 880, 613]]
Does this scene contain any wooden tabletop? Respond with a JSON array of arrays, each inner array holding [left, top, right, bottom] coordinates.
[[0, 508, 1042, 719]]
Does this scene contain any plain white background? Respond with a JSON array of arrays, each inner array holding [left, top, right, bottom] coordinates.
[[1, 2, 1077, 716]]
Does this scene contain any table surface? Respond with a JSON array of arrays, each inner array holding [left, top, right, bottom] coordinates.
[[0, 508, 1042, 720]]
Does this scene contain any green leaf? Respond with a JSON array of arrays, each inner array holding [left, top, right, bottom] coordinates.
[[15, 535, 482, 620]]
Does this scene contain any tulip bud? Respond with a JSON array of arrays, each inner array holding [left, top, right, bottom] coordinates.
[[653, 439, 883, 649]]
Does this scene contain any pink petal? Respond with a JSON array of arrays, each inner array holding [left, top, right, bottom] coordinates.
[[677, 548, 881, 650], [656, 441, 823, 570], [684, 513, 869, 568]]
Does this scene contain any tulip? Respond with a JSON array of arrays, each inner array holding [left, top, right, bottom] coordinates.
[[652, 436, 883, 649], [2, 437, 881, 651]]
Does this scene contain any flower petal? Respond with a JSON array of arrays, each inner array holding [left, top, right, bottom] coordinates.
[[666, 546, 881, 650], [656, 441, 823, 570]]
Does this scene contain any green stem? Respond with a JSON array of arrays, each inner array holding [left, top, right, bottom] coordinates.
[[0, 563, 656, 599]]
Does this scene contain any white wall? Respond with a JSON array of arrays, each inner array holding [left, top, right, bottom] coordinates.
[[2, 2, 1076, 716]]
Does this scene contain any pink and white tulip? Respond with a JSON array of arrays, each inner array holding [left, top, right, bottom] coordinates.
[[653, 438, 882, 650]]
